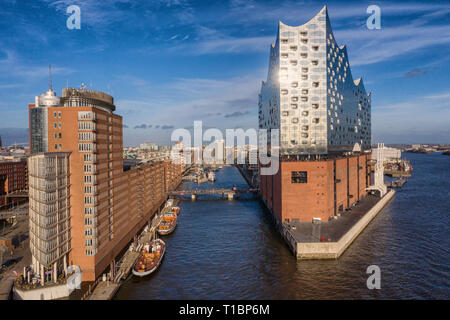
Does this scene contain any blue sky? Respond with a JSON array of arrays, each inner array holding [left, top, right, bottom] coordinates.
[[0, 0, 449, 146]]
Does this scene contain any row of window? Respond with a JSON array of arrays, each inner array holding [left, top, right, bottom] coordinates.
[[78, 121, 95, 131], [84, 175, 95, 184], [78, 111, 95, 120], [84, 185, 96, 194], [86, 249, 97, 256], [85, 238, 96, 247], [79, 132, 95, 141], [84, 196, 97, 204], [79, 143, 94, 152], [83, 164, 96, 173]]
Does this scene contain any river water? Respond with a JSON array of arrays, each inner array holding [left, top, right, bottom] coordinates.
[[115, 152, 449, 299]]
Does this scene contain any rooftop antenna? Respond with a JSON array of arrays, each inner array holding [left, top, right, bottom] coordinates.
[[66, 80, 69, 89], [48, 64, 52, 91]]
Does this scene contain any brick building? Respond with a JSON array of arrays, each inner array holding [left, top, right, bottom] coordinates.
[[0, 160, 28, 208], [28, 84, 182, 282], [260, 154, 371, 223], [258, 7, 373, 223]]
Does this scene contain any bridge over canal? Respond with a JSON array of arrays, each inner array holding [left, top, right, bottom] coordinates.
[[168, 188, 259, 200]]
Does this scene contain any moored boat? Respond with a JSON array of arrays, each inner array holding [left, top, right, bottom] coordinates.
[[132, 238, 165, 277], [157, 212, 178, 235]]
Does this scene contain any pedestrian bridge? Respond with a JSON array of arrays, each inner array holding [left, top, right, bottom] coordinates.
[[167, 188, 259, 200]]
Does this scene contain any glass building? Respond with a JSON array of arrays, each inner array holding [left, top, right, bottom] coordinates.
[[258, 6, 371, 156]]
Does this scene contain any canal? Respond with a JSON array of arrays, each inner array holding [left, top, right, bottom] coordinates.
[[115, 153, 449, 299]]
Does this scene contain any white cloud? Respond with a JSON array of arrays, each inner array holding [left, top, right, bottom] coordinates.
[[372, 92, 450, 143], [0, 49, 73, 81]]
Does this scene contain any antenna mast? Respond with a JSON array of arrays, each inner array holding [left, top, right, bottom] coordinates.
[[49, 64, 52, 91]]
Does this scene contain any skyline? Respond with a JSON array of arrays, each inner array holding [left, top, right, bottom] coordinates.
[[1, 0, 450, 146]]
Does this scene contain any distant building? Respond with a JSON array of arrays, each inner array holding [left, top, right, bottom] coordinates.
[[139, 142, 158, 151], [411, 144, 421, 150], [0, 159, 28, 209], [372, 146, 401, 161], [214, 139, 225, 164], [248, 145, 258, 166]]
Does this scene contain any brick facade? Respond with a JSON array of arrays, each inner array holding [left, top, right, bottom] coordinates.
[[29, 100, 182, 281], [261, 154, 371, 223], [0, 160, 28, 208]]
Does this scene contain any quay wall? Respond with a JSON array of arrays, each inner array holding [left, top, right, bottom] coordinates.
[[13, 284, 73, 300], [294, 189, 395, 259]]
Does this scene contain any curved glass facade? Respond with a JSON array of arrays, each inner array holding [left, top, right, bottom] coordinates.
[[258, 6, 371, 155]]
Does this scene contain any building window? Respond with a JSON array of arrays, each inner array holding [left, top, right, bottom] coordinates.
[[54, 112, 57, 118], [292, 171, 307, 183]]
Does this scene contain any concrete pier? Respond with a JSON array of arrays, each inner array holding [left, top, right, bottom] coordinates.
[[280, 190, 395, 259]]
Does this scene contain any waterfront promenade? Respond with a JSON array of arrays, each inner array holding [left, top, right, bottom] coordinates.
[[86, 201, 169, 300]]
